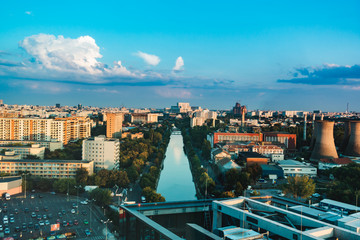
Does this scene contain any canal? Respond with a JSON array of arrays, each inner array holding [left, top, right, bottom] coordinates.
[[156, 131, 196, 201]]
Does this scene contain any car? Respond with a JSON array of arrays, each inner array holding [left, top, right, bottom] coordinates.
[[24, 208, 29, 213], [43, 214, 47, 220], [12, 233, 18, 240], [22, 224, 27, 232], [44, 207, 49, 212], [62, 221, 67, 227], [71, 209, 75, 214], [28, 222, 33, 228], [38, 195, 43, 198], [39, 221, 44, 226], [56, 219, 60, 224], [50, 192, 56, 195], [68, 220, 73, 226], [312, 193, 321, 198], [74, 220, 78, 225], [58, 212, 62, 218], [3, 215, 8, 221], [15, 226, 20, 232], [3, 219, 8, 225], [30, 195, 35, 199], [48, 213, 53, 219], [83, 220, 89, 225], [37, 215, 42, 220], [34, 224, 39, 230], [278, 193, 285, 197], [9, 214, 14, 218], [3, 203, 7, 208], [14, 209, 19, 214], [31, 189, 35, 193], [31, 212, 36, 218], [3, 208, 7, 213], [62, 210, 66, 215], [80, 201, 88, 205], [35, 207, 39, 212], [4, 227, 10, 234], [72, 203, 78, 208], [85, 229, 91, 236], [45, 220, 50, 225], [10, 217, 15, 223], [258, 179, 267, 183], [0, 224, 3, 231]]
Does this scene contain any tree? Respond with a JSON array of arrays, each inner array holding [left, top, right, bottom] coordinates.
[[27, 154, 40, 159], [283, 176, 315, 199], [201, 139, 211, 160], [142, 187, 165, 203], [90, 188, 112, 206], [53, 178, 76, 194], [76, 168, 89, 186], [221, 191, 235, 198]]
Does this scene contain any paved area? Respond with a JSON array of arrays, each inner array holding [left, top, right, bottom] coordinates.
[[0, 192, 110, 239]]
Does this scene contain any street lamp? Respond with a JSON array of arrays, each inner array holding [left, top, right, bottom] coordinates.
[[101, 219, 112, 240], [88, 199, 96, 232], [74, 185, 81, 214], [22, 172, 29, 199]]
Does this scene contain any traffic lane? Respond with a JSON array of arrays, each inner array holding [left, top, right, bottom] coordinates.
[[0, 192, 106, 239]]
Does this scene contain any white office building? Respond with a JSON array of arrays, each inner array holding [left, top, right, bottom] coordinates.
[[82, 135, 120, 171], [277, 160, 317, 177]]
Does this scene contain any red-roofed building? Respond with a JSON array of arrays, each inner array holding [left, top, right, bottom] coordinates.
[[208, 132, 263, 147], [263, 132, 297, 151], [319, 158, 353, 170]]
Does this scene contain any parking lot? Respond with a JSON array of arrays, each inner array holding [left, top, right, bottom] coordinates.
[[0, 192, 110, 239]]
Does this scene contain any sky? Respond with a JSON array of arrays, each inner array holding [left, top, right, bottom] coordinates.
[[0, 0, 360, 111]]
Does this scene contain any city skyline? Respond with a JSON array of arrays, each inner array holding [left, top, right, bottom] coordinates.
[[1, 1, 360, 111]]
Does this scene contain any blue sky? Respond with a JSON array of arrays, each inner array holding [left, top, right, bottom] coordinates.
[[1, 0, 360, 111]]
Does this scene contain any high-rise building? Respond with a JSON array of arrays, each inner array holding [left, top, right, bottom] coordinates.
[[106, 112, 123, 138], [82, 135, 120, 171], [55, 103, 61, 108], [0, 117, 91, 145]]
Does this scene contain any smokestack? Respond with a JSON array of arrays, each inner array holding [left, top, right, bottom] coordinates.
[[340, 121, 351, 152], [311, 121, 338, 160], [303, 114, 307, 141], [321, 114, 324, 121], [344, 121, 360, 157]]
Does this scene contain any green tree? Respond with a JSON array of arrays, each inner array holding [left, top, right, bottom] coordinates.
[[201, 139, 211, 160], [76, 168, 89, 186], [53, 178, 76, 194], [90, 188, 112, 206], [142, 187, 165, 203], [283, 176, 315, 199]]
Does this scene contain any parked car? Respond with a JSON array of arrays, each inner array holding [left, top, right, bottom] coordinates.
[[85, 229, 91, 236], [80, 201, 88, 205], [34, 224, 39, 230], [39, 221, 44, 226], [4, 227, 10, 234], [71, 209, 75, 214]]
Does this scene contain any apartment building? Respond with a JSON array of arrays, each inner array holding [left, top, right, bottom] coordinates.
[[105, 112, 123, 138], [0, 144, 45, 159], [0, 140, 62, 151], [0, 159, 94, 178], [131, 113, 159, 124], [0, 117, 91, 145], [82, 135, 120, 171], [208, 132, 263, 147]]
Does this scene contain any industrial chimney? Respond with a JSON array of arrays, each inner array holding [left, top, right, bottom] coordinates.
[[303, 114, 307, 141], [340, 121, 351, 152], [344, 121, 360, 157], [310, 121, 338, 160]]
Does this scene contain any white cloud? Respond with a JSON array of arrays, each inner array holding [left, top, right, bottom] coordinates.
[[156, 87, 192, 98], [135, 51, 160, 66], [173, 56, 184, 72], [19, 34, 103, 74]]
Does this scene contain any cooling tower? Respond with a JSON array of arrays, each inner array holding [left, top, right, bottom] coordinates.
[[310, 121, 338, 160], [340, 121, 351, 152], [309, 121, 319, 150], [344, 121, 360, 157]]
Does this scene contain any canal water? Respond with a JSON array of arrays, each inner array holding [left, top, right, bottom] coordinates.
[[157, 132, 196, 201]]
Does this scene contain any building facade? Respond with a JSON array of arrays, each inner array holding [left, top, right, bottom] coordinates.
[[208, 132, 263, 147], [0, 140, 63, 151], [277, 160, 317, 177], [82, 135, 120, 171], [263, 132, 297, 150], [0, 159, 94, 178], [0, 117, 91, 145], [0, 144, 45, 159], [106, 112, 123, 138]]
